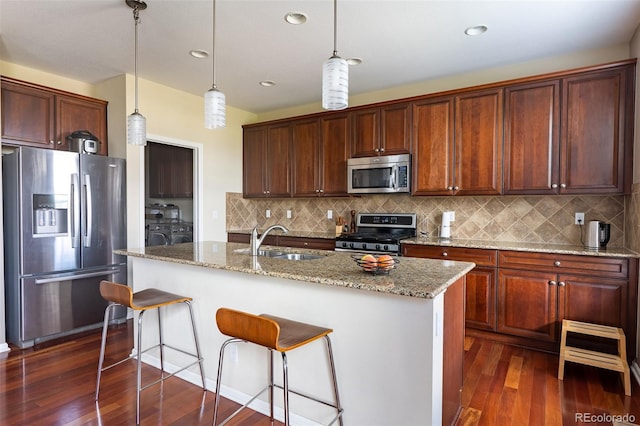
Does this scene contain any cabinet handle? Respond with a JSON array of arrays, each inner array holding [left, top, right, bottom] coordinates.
[[49, 140, 55, 145], [442, 251, 448, 257], [551, 183, 558, 189], [380, 147, 385, 152], [560, 183, 566, 188], [549, 280, 557, 286], [319, 189, 324, 193], [453, 186, 459, 190], [375, 148, 380, 152], [554, 261, 561, 267], [447, 186, 453, 190], [57, 140, 62, 145], [558, 281, 566, 287], [304, 242, 309, 246]]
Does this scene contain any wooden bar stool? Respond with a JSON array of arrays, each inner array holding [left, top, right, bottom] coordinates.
[[95, 280, 206, 425], [558, 319, 631, 396], [213, 307, 344, 426]]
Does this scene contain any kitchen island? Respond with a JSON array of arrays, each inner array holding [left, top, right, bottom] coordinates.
[[115, 241, 475, 425]]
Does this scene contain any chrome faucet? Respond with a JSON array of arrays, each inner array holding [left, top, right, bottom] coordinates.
[[250, 224, 289, 256]]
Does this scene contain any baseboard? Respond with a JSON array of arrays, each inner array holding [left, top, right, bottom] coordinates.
[[0, 342, 9, 353], [140, 353, 322, 426]]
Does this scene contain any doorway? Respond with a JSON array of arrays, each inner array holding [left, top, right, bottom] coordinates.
[[144, 141, 196, 246]]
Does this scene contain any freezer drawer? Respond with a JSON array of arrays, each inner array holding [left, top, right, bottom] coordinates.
[[14, 266, 126, 347]]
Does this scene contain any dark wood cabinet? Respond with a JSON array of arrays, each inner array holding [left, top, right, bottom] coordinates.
[[243, 123, 291, 198], [1, 76, 108, 155], [402, 244, 498, 331], [503, 80, 560, 194], [147, 143, 193, 198], [350, 103, 411, 157], [560, 67, 632, 194], [504, 65, 633, 195], [411, 89, 502, 195], [498, 250, 637, 359], [291, 116, 349, 197], [497, 268, 559, 342]]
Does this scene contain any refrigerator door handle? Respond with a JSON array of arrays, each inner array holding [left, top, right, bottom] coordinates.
[[34, 267, 122, 284], [71, 173, 81, 248], [83, 174, 93, 247]]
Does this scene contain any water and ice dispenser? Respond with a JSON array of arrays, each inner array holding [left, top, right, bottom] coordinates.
[[33, 194, 68, 235]]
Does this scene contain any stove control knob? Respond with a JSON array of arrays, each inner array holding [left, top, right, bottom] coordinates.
[[349, 242, 355, 249], [375, 244, 381, 250], [342, 242, 348, 248], [362, 243, 367, 250], [383, 245, 389, 251]]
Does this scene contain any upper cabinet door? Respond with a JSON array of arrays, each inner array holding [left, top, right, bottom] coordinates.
[[1, 80, 55, 148], [243, 126, 268, 197], [454, 89, 503, 195], [412, 97, 455, 195], [350, 108, 380, 157], [56, 95, 108, 155], [350, 104, 410, 157], [380, 103, 411, 156], [265, 124, 292, 198], [503, 80, 560, 194], [291, 118, 322, 197], [560, 68, 629, 194], [320, 114, 350, 196]]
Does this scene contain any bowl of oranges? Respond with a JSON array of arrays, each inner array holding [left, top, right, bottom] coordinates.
[[352, 254, 398, 275]]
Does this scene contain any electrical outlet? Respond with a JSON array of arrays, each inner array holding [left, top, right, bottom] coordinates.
[[327, 210, 333, 219], [286, 210, 292, 219], [575, 212, 585, 225], [266, 209, 271, 218]]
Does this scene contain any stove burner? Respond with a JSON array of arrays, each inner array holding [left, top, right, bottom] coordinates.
[[335, 213, 417, 255]]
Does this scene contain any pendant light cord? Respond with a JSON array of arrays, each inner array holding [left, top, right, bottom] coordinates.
[[332, 0, 338, 57], [211, 0, 217, 90], [133, 6, 141, 113]]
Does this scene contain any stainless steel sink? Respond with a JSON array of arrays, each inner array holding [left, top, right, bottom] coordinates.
[[273, 253, 324, 261], [256, 250, 287, 257]]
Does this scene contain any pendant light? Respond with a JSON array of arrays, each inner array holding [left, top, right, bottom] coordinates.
[[322, 0, 348, 110], [204, 0, 226, 129], [126, 0, 147, 146]]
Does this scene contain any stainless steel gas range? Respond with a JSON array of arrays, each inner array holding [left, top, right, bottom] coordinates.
[[335, 213, 416, 255]]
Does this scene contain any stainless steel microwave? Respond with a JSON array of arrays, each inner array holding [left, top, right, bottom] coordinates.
[[347, 154, 410, 194]]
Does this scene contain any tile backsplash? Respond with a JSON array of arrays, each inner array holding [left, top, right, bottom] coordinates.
[[227, 192, 625, 248]]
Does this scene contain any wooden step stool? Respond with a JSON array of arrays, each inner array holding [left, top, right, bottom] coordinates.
[[558, 319, 631, 396]]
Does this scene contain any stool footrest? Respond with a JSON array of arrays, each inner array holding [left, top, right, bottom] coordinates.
[[562, 346, 627, 373]]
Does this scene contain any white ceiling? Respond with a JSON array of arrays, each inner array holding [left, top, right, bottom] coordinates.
[[1, 0, 640, 114]]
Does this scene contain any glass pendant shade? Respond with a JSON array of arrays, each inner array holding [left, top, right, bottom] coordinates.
[[127, 111, 146, 146], [204, 87, 226, 129], [322, 55, 349, 110]]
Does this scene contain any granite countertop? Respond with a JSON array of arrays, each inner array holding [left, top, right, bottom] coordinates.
[[115, 242, 475, 299], [403, 236, 640, 258], [227, 229, 338, 239]]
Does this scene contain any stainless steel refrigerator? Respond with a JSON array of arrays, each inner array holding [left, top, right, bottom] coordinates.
[[3, 147, 127, 348]]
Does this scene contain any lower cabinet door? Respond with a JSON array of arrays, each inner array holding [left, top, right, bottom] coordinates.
[[465, 267, 496, 330], [497, 269, 558, 341], [558, 274, 627, 329]]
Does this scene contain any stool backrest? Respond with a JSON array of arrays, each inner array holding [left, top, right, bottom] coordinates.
[[216, 308, 280, 350], [100, 280, 134, 308]]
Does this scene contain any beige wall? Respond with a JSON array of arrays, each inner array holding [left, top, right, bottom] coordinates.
[[257, 44, 631, 122]]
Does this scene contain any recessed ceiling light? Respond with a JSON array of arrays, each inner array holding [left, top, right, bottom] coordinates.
[[285, 12, 307, 25], [189, 49, 209, 59], [259, 80, 276, 87], [464, 25, 488, 36], [346, 57, 362, 66]]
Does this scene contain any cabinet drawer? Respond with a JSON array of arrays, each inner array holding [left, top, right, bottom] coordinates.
[[499, 250, 628, 279], [402, 244, 497, 267]]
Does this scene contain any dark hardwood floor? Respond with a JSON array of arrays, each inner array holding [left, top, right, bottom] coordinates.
[[1, 321, 639, 425], [0, 321, 282, 426]]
